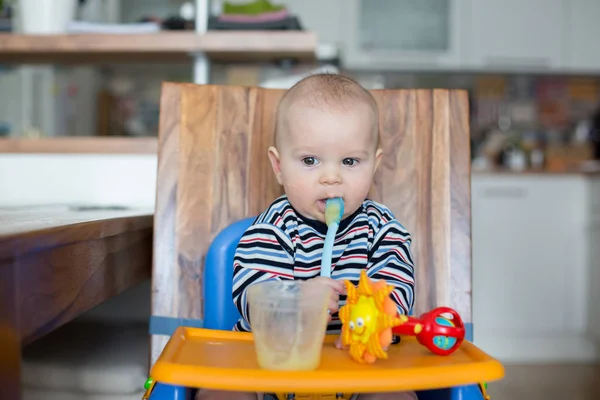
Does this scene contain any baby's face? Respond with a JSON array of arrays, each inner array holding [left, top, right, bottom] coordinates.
[[269, 103, 382, 223]]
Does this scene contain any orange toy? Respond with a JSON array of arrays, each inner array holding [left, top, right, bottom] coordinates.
[[338, 270, 413, 364], [339, 271, 467, 364]]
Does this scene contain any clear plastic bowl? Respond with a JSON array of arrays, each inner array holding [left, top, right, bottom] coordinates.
[[247, 280, 330, 371]]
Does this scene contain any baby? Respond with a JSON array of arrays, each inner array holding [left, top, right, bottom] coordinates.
[[197, 74, 417, 400]]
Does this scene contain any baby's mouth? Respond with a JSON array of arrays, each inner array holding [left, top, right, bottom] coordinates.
[[317, 197, 343, 212]]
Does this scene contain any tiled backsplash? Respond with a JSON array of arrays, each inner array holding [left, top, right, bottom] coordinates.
[[353, 71, 600, 139]]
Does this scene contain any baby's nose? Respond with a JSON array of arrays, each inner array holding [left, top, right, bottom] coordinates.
[[320, 166, 342, 185]]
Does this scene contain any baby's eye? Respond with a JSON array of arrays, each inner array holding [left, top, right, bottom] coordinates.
[[349, 321, 355, 330], [342, 158, 359, 166], [302, 157, 318, 166], [356, 317, 365, 328]]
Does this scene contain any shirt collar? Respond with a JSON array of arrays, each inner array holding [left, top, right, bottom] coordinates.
[[290, 200, 364, 236]]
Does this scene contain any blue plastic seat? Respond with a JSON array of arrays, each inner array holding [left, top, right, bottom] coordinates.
[[203, 217, 256, 331]]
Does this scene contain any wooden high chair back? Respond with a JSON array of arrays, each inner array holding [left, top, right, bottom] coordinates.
[[150, 82, 472, 364]]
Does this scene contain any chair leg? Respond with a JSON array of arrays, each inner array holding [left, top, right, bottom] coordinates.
[[148, 382, 191, 399], [416, 384, 484, 400]]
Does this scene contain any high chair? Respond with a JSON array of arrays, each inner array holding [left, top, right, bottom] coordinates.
[[146, 83, 504, 400]]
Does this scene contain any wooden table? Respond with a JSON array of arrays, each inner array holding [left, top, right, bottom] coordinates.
[[0, 206, 154, 400]]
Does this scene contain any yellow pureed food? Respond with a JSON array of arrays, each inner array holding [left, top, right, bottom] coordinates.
[[248, 280, 330, 370]]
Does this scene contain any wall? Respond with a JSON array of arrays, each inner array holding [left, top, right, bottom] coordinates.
[[0, 153, 156, 207]]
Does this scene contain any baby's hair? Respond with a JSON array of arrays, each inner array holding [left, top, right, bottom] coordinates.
[[273, 73, 380, 147]]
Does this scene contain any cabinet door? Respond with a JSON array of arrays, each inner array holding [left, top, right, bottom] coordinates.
[[563, 0, 600, 72], [340, 0, 469, 70], [472, 176, 584, 338], [584, 178, 600, 338], [468, 0, 565, 71], [277, 0, 344, 53], [586, 221, 600, 339]]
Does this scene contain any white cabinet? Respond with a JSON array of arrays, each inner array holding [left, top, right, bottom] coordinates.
[[280, 0, 600, 73], [339, 0, 470, 70], [277, 0, 344, 49], [472, 175, 584, 335], [472, 174, 598, 362], [584, 178, 600, 340], [563, 0, 600, 72], [586, 220, 600, 340], [467, 0, 565, 71]]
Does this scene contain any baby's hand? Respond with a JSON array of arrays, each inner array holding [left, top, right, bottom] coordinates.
[[305, 277, 346, 320], [335, 335, 345, 349]]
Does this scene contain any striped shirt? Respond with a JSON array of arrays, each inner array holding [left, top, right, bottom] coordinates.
[[232, 195, 415, 333]]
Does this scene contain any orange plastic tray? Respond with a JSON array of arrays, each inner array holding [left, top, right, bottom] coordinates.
[[150, 327, 504, 393]]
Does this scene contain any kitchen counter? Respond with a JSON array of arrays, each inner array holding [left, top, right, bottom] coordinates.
[[472, 162, 600, 176]]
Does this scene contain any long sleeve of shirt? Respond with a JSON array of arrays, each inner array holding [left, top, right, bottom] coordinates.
[[229, 195, 417, 333], [231, 223, 295, 331], [367, 220, 416, 315]]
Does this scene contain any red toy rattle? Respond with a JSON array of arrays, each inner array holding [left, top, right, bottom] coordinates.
[[391, 306, 466, 356]]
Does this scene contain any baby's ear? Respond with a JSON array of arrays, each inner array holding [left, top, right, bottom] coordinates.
[[374, 148, 383, 173], [268, 146, 283, 185]]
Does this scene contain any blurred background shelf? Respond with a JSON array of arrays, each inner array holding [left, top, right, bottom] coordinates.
[[0, 31, 318, 64], [0, 137, 158, 153]]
